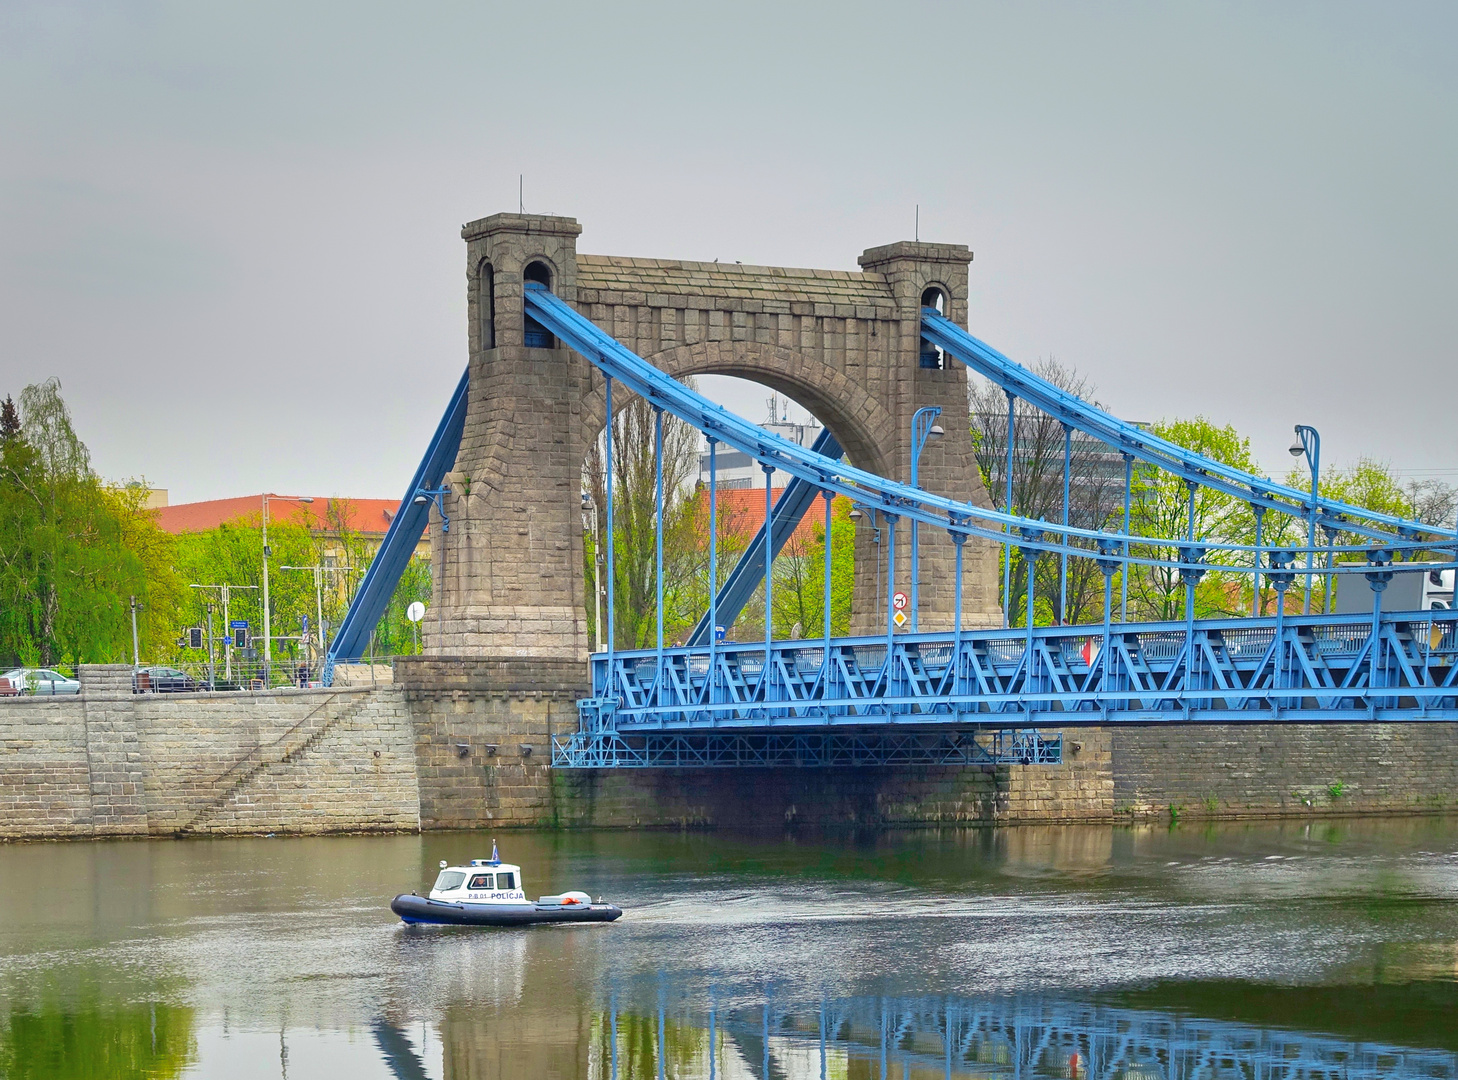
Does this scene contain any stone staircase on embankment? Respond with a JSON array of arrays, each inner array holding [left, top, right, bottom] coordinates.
[[174, 689, 376, 835]]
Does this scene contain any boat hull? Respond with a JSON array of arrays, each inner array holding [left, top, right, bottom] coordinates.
[[390, 894, 623, 927]]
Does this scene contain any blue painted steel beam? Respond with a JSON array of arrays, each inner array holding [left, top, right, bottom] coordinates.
[[551, 729, 1061, 768], [525, 284, 1444, 575], [324, 367, 468, 676], [581, 609, 1458, 732], [919, 309, 1458, 547], [685, 426, 844, 647]]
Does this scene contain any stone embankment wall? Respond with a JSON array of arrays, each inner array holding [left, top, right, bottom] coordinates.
[[4, 660, 1457, 840], [396, 658, 1114, 830], [1113, 722, 1458, 818], [0, 665, 419, 840]]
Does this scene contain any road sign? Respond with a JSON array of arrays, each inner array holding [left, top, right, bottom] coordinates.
[[406, 601, 427, 623], [1080, 638, 1100, 666], [229, 619, 248, 630], [892, 591, 909, 611], [893, 610, 908, 628], [714, 624, 726, 642], [300, 614, 309, 634]]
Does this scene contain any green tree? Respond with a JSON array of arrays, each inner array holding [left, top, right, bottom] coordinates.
[[171, 512, 316, 669], [1126, 416, 1275, 621], [0, 380, 168, 666], [727, 495, 855, 641], [585, 390, 705, 649], [1289, 457, 1457, 610]]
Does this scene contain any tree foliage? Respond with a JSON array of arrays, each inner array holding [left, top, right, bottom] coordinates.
[[1126, 416, 1268, 621], [0, 380, 178, 667], [970, 359, 1126, 625], [583, 386, 857, 649], [584, 389, 707, 649]]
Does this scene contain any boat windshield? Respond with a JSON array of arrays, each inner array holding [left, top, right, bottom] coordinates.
[[433, 870, 467, 892]]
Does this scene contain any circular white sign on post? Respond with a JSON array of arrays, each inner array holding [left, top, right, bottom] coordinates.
[[406, 601, 427, 623], [892, 591, 909, 611]]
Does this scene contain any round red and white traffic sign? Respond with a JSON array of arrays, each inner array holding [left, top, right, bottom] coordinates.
[[892, 591, 909, 611]]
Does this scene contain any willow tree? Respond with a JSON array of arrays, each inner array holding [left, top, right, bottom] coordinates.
[[0, 380, 178, 666]]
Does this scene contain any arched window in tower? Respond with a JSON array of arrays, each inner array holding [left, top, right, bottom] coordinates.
[[479, 261, 496, 351], [523, 261, 553, 348], [919, 286, 948, 369]]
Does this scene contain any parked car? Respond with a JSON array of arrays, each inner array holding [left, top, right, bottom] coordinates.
[[132, 666, 201, 693], [1, 668, 81, 695]]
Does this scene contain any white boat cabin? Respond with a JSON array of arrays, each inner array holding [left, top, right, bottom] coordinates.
[[429, 858, 527, 904]]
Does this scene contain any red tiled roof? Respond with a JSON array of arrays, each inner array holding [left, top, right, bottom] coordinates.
[[152, 495, 412, 536], [690, 486, 848, 546]]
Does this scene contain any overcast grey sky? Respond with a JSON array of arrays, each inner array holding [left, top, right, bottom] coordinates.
[[3, 2, 1454, 503]]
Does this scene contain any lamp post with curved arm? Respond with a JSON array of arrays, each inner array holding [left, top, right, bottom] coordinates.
[[908, 407, 944, 632], [1288, 425, 1320, 615]]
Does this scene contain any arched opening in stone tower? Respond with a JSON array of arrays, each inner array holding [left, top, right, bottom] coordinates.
[[580, 376, 867, 654], [522, 261, 554, 348], [478, 260, 495, 350], [920, 285, 948, 369]]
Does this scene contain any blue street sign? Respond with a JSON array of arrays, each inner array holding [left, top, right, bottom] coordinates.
[[301, 615, 309, 633], [714, 625, 726, 642], [229, 619, 249, 630]]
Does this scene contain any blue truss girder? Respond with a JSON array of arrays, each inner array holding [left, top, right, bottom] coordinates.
[[550, 728, 1062, 768], [580, 610, 1458, 733], [324, 367, 468, 675], [684, 426, 844, 647]]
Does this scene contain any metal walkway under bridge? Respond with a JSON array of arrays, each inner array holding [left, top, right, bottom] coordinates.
[[328, 278, 1458, 770]]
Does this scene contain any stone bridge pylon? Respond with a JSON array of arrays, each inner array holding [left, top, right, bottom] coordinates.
[[425, 212, 1003, 660]]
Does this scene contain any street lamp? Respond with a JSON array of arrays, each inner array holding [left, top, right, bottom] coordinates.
[[1288, 425, 1320, 614], [261, 494, 313, 686], [908, 406, 944, 631]]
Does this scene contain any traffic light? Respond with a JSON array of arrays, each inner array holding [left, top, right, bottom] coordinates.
[[233, 627, 248, 649], [188, 627, 204, 649]]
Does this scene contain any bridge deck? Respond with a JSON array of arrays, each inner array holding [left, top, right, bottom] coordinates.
[[578, 610, 1458, 731]]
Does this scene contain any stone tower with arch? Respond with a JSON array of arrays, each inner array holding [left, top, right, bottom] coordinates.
[[425, 212, 1003, 660]]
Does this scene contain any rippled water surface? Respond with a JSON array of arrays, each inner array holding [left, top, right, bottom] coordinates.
[[3, 817, 1458, 1078]]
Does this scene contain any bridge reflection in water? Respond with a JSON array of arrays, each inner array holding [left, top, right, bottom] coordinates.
[[594, 993, 1457, 1080], [399, 988, 1458, 1080]]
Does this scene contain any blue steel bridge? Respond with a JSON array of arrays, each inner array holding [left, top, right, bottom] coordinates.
[[327, 268, 1458, 770]]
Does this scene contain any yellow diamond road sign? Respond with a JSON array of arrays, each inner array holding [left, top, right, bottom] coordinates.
[[893, 610, 907, 628]]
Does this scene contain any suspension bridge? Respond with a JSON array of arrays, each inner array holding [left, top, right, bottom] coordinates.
[[324, 213, 1458, 770]]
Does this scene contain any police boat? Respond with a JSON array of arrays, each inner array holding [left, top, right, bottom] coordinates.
[[389, 842, 623, 927]]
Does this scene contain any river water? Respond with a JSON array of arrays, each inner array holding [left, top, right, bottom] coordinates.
[[3, 818, 1458, 1079]]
